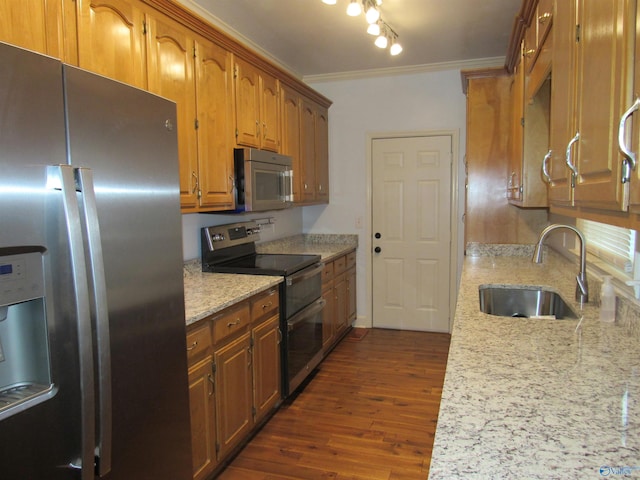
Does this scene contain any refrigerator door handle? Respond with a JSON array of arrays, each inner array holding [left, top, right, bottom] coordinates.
[[76, 167, 112, 477], [52, 165, 96, 480]]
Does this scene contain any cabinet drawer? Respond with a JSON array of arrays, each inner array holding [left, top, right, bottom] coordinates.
[[251, 288, 279, 321], [186, 321, 212, 365], [334, 255, 347, 275], [321, 261, 334, 285], [213, 304, 251, 344], [346, 251, 356, 270]]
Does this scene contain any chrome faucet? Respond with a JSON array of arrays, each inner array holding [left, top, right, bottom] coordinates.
[[532, 224, 589, 303]]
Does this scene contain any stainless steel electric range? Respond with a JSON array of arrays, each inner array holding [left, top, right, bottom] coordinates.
[[201, 221, 325, 397]]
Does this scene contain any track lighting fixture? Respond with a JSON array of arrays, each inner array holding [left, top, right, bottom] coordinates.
[[320, 0, 402, 56]]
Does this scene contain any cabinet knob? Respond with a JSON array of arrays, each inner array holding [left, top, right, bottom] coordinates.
[[374, 247, 381, 253], [375, 233, 381, 239]]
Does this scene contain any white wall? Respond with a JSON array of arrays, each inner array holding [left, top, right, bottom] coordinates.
[[304, 69, 468, 328], [181, 209, 303, 261]]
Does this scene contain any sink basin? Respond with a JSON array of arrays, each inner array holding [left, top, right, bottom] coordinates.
[[478, 285, 579, 319]]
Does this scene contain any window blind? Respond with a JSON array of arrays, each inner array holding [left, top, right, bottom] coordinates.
[[577, 219, 636, 273]]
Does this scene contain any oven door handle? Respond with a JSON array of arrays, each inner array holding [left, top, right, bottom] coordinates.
[[287, 298, 326, 332], [286, 263, 324, 286]]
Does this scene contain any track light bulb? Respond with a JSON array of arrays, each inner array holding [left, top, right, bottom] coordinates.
[[346, 0, 362, 16], [374, 34, 388, 49], [365, 6, 380, 24], [390, 41, 403, 55], [367, 23, 381, 36], [322, 0, 337, 4]]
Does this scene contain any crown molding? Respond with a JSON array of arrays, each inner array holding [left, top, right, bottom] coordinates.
[[303, 57, 506, 84]]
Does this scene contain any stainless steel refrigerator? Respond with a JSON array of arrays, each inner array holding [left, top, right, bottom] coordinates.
[[0, 42, 192, 479]]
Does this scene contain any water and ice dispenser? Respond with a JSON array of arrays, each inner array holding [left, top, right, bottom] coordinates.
[[0, 249, 55, 420]]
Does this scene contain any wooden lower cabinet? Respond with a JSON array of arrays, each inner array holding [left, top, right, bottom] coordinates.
[[186, 288, 281, 478], [215, 331, 253, 459], [322, 250, 356, 353], [188, 358, 217, 480]]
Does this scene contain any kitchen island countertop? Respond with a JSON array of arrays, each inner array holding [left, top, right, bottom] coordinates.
[[429, 248, 640, 479]]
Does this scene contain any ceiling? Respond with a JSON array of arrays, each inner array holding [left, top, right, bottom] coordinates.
[[179, 0, 522, 80]]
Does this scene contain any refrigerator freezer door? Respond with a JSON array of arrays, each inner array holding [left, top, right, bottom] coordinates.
[[0, 43, 84, 479], [63, 66, 192, 480]]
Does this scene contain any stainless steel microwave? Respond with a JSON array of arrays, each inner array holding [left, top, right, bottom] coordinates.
[[233, 148, 293, 212]]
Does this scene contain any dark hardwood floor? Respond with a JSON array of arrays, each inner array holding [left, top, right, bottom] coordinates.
[[217, 328, 451, 480]]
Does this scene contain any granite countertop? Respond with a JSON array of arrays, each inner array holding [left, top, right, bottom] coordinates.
[[428, 247, 640, 479], [183, 234, 358, 326], [256, 233, 358, 262]]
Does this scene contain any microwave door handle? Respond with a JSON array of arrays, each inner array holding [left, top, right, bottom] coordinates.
[[287, 298, 326, 332], [52, 165, 96, 480], [286, 263, 324, 286], [284, 169, 293, 202], [76, 167, 112, 477]]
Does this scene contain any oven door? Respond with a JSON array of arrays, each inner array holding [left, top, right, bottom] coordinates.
[[286, 297, 325, 395], [243, 160, 293, 212], [285, 263, 323, 318]]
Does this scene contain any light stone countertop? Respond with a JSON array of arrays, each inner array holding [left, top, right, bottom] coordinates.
[[256, 233, 358, 262], [183, 234, 358, 326], [428, 249, 640, 479], [183, 262, 282, 326]]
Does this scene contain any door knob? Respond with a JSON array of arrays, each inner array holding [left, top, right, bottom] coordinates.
[[374, 247, 381, 253], [375, 232, 381, 239]]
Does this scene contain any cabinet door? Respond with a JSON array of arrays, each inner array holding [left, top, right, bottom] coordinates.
[[548, 0, 576, 206], [145, 14, 198, 210], [627, 4, 640, 212], [260, 72, 280, 152], [281, 86, 303, 200], [195, 37, 235, 210], [234, 58, 261, 148], [188, 359, 217, 480], [346, 267, 357, 322], [252, 314, 281, 423], [214, 332, 252, 460], [315, 106, 330, 203], [321, 284, 335, 350], [572, 0, 633, 210], [301, 99, 317, 202], [334, 272, 347, 334], [0, 0, 63, 57], [508, 56, 524, 203], [75, 0, 147, 89]]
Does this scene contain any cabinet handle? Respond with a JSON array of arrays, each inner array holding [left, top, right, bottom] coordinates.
[[525, 48, 535, 57], [619, 97, 640, 183], [538, 12, 551, 24], [277, 327, 282, 345], [227, 319, 241, 328], [565, 132, 580, 188], [186, 340, 198, 351], [191, 171, 199, 194], [256, 120, 260, 137], [261, 301, 273, 310], [229, 175, 236, 194], [541, 150, 552, 184], [318, 184, 323, 192], [263, 123, 267, 139], [207, 374, 214, 396], [247, 347, 252, 369]]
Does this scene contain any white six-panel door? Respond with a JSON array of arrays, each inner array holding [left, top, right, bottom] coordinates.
[[371, 135, 452, 332]]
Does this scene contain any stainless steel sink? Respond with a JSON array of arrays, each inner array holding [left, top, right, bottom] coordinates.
[[478, 285, 579, 319]]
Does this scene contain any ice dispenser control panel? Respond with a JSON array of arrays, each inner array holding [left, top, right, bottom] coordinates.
[[0, 252, 45, 307]]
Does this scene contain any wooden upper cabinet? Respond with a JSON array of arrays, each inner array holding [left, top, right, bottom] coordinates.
[[547, 0, 575, 207], [145, 13, 199, 209], [626, 3, 640, 213], [315, 106, 330, 203], [0, 0, 66, 58], [75, 0, 147, 89], [195, 37, 235, 210], [301, 99, 318, 202], [281, 85, 303, 200], [571, 0, 634, 211], [300, 98, 329, 204], [234, 57, 281, 152]]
